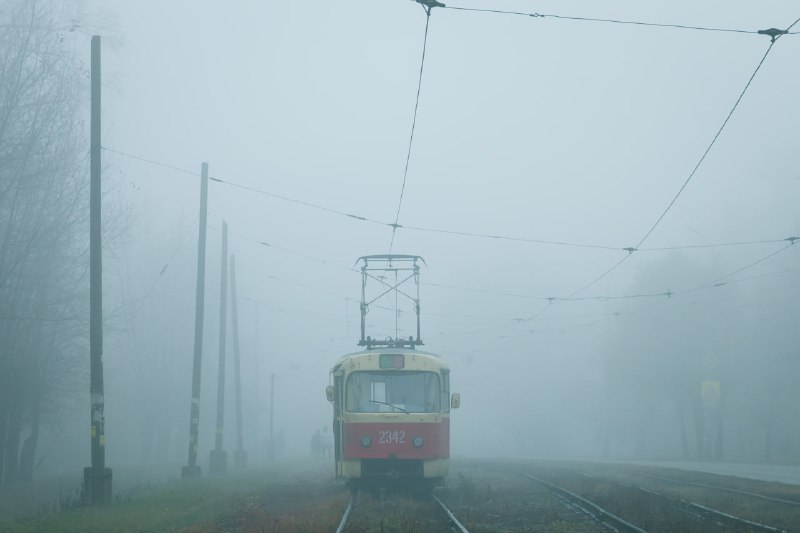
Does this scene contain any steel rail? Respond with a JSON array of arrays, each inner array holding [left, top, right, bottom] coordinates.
[[335, 491, 355, 533], [433, 495, 470, 533], [524, 473, 647, 533], [579, 472, 787, 533], [688, 500, 785, 532], [636, 472, 800, 506]]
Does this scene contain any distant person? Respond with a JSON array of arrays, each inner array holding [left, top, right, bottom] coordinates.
[[321, 426, 333, 459]]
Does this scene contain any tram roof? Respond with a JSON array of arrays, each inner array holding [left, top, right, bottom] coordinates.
[[332, 347, 446, 370], [339, 347, 441, 358]]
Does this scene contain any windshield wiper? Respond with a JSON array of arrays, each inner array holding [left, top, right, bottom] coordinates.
[[370, 400, 408, 413]]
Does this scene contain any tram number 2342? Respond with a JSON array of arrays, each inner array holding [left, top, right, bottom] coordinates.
[[378, 430, 405, 444]]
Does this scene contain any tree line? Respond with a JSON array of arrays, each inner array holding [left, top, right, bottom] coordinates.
[[0, 0, 93, 485]]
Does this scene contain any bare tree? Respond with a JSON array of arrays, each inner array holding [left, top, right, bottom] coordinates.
[[0, 0, 95, 484]]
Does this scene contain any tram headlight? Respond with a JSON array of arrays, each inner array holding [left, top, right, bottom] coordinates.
[[361, 436, 372, 447], [413, 436, 424, 448]]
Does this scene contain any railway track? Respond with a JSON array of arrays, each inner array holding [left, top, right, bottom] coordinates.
[[331, 462, 798, 531], [577, 471, 788, 533], [436, 463, 623, 531], [433, 494, 470, 533], [523, 473, 646, 532], [635, 472, 800, 507], [335, 489, 469, 532], [457, 460, 796, 531], [335, 491, 355, 533], [530, 466, 792, 532]]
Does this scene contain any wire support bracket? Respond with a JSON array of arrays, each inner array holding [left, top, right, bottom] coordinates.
[[758, 27, 788, 42], [413, 0, 445, 10]]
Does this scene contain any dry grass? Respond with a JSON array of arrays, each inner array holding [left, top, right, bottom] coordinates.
[[2, 460, 341, 533]]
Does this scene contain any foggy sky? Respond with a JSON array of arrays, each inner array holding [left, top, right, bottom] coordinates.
[[76, 0, 800, 463]]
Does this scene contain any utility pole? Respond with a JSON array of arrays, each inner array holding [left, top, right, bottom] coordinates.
[[182, 162, 209, 479], [230, 255, 247, 469], [269, 373, 275, 462], [251, 300, 263, 462], [209, 221, 229, 476], [83, 35, 112, 504]]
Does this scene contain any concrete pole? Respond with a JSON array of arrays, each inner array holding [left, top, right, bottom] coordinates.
[[182, 162, 209, 479], [269, 373, 275, 462], [230, 255, 247, 468], [209, 221, 229, 476], [83, 35, 112, 505]]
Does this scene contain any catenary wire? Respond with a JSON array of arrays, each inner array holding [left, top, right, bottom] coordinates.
[[102, 146, 389, 226], [679, 239, 797, 295], [634, 39, 780, 250], [216, 223, 800, 309], [102, 15, 800, 324], [636, 14, 800, 250], [709, 264, 800, 287], [102, 146, 199, 177], [564, 14, 800, 298], [639, 238, 791, 251], [105, 144, 798, 255], [401, 223, 621, 251], [215, 224, 798, 341], [389, 2, 435, 254], [442, 5, 782, 35], [567, 253, 633, 298], [207, 176, 388, 228], [124, 213, 200, 309]]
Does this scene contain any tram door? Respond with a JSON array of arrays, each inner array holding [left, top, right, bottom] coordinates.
[[332, 374, 344, 477]]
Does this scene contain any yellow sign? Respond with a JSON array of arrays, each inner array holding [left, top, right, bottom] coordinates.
[[701, 380, 720, 401]]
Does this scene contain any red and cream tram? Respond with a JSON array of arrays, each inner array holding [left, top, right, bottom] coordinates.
[[326, 347, 459, 487], [327, 255, 459, 486]]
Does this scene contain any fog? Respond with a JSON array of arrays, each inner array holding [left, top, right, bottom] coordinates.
[[2, 0, 799, 490]]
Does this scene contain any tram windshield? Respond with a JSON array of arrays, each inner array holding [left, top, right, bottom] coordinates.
[[346, 371, 440, 413]]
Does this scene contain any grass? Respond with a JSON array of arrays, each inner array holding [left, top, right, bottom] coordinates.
[[3, 462, 334, 533]]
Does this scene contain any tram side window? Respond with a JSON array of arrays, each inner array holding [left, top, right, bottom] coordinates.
[[346, 372, 440, 413]]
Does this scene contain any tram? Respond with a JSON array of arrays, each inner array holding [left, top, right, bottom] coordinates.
[[325, 255, 459, 487]]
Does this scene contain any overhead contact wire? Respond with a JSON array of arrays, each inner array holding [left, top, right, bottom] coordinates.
[[102, 146, 198, 177], [443, 5, 766, 35], [389, 4, 434, 254], [635, 40, 778, 250], [228, 227, 799, 314], [104, 146, 796, 254], [567, 253, 633, 298], [636, 15, 800, 250], [568, 14, 800, 298], [207, 176, 387, 227], [640, 238, 788, 251], [681, 239, 798, 295], [402, 224, 621, 251]]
